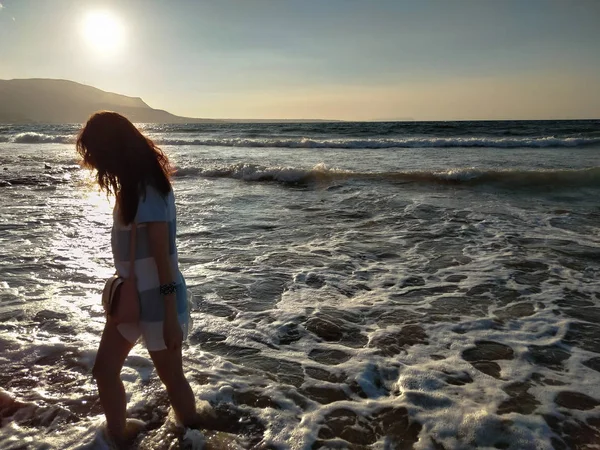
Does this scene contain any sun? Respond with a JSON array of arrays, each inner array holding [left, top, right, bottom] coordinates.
[[81, 11, 125, 54]]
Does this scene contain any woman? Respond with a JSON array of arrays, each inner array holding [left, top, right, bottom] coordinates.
[[77, 111, 199, 445]]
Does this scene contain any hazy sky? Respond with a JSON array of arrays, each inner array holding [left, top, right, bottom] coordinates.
[[0, 0, 599, 120]]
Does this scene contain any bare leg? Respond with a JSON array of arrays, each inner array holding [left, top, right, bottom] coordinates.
[[149, 347, 200, 427], [92, 318, 135, 443]]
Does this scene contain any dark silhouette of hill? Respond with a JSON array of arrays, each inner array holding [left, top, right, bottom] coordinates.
[[0, 79, 218, 124]]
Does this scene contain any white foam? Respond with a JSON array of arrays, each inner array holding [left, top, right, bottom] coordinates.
[[12, 132, 73, 144], [2, 131, 600, 449], [172, 163, 600, 190], [4, 132, 598, 148], [157, 136, 600, 149]]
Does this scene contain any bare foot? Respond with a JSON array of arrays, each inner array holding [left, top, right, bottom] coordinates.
[[124, 418, 146, 438], [183, 408, 224, 431], [104, 419, 146, 449]]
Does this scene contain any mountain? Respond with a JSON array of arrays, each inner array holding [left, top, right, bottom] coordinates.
[[0, 79, 218, 124]]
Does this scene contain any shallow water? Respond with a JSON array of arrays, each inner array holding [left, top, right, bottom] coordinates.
[[1, 121, 600, 449]]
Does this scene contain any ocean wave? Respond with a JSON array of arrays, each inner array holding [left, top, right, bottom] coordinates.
[[174, 163, 600, 189], [402, 167, 600, 187], [175, 162, 351, 184], [12, 132, 74, 144], [157, 136, 600, 149], [2, 132, 599, 148]]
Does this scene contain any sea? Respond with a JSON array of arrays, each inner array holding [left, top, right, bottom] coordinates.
[[0, 120, 599, 450]]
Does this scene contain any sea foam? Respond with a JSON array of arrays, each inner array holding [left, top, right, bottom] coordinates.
[[4, 133, 599, 149], [12, 132, 73, 144], [156, 136, 600, 149], [173, 163, 600, 190]]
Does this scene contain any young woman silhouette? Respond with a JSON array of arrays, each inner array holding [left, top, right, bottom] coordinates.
[[77, 111, 199, 445]]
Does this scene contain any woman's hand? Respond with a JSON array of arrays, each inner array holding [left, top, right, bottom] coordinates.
[[163, 312, 183, 351]]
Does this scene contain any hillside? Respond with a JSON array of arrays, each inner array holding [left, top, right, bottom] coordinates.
[[0, 79, 217, 124]]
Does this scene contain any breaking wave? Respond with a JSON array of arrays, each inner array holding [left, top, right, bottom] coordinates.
[[158, 136, 600, 149], [11, 132, 74, 144], [2, 133, 599, 149], [175, 164, 600, 189], [3, 162, 598, 191]]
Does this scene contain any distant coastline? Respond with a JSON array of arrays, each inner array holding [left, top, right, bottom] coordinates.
[[0, 78, 344, 125], [0, 78, 217, 124], [0, 79, 597, 124]]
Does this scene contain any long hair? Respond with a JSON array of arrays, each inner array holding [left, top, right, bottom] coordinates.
[[76, 111, 173, 224]]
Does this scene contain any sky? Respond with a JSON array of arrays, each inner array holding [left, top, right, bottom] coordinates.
[[0, 0, 599, 121]]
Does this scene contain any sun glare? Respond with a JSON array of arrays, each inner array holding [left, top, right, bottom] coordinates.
[[81, 11, 125, 54]]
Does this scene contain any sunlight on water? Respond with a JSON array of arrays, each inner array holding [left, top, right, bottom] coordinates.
[[0, 123, 599, 449], [50, 189, 114, 274], [81, 187, 114, 218]]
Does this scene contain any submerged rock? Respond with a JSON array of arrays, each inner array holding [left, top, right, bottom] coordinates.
[[526, 345, 570, 370], [471, 361, 502, 379], [305, 313, 368, 348], [308, 348, 353, 365], [316, 406, 421, 448], [462, 341, 514, 362], [544, 413, 600, 450], [497, 382, 540, 415], [582, 356, 600, 373], [495, 302, 535, 320], [276, 321, 303, 345], [305, 366, 345, 383], [400, 276, 425, 287], [305, 273, 325, 289], [301, 385, 350, 405], [562, 322, 600, 353], [369, 325, 428, 357], [554, 391, 600, 410], [462, 341, 514, 379], [441, 370, 473, 386]]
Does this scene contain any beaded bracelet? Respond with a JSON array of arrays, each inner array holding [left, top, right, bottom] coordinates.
[[159, 282, 177, 295]]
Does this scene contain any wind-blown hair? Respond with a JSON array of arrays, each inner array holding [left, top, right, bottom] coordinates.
[[76, 111, 173, 224]]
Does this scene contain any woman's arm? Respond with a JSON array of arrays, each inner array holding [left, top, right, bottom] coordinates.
[[147, 221, 182, 350]]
